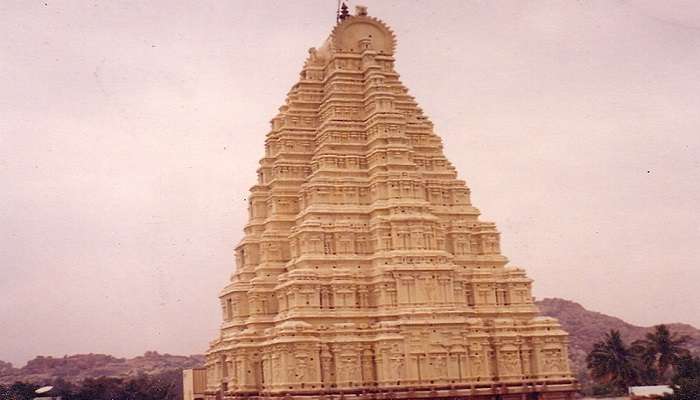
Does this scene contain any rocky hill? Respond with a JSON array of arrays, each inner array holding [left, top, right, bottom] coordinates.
[[536, 297, 700, 385], [0, 351, 204, 385]]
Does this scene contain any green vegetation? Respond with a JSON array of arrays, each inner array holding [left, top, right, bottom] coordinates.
[[633, 324, 692, 382], [586, 330, 641, 393], [0, 369, 182, 400], [586, 324, 694, 396], [0, 382, 39, 400], [664, 354, 700, 400]]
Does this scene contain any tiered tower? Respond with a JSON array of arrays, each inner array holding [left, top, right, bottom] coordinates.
[[206, 6, 577, 400]]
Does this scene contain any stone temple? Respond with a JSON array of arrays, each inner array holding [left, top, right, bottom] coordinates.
[[205, 6, 577, 400]]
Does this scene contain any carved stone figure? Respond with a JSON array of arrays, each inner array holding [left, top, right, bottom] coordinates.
[[435, 355, 448, 378], [389, 355, 405, 380], [543, 349, 563, 372], [422, 277, 436, 302], [296, 355, 308, 380], [500, 351, 521, 375], [337, 355, 357, 382], [272, 355, 281, 383], [470, 352, 484, 377]]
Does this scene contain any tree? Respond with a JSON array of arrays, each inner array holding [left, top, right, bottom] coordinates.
[[0, 382, 41, 400], [633, 324, 690, 382], [586, 330, 640, 394], [664, 355, 700, 400], [50, 377, 78, 399], [69, 377, 124, 400], [121, 372, 179, 400]]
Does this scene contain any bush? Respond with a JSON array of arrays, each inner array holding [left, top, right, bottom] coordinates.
[[0, 368, 184, 400], [665, 355, 700, 400]]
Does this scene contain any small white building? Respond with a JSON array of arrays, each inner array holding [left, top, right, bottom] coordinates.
[[629, 385, 673, 399], [33, 385, 61, 400]]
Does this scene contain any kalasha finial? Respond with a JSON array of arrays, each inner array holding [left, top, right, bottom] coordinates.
[[338, 2, 350, 21]]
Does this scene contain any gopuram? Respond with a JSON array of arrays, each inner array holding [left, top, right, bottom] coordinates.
[[205, 5, 577, 400]]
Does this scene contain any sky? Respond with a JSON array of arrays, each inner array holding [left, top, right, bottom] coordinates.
[[1, 0, 699, 367]]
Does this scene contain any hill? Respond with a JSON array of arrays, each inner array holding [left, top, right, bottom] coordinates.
[[536, 298, 700, 386], [0, 351, 203, 385]]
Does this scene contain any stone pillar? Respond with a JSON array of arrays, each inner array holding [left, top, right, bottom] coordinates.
[[361, 348, 376, 385], [320, 345, 334, 387]]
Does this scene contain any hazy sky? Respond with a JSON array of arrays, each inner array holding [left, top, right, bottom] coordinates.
[[2, 0, 699, 367]]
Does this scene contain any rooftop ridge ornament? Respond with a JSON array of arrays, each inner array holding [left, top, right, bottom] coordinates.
[[338, 2, 350, 21], [203, 7, 578, 400]]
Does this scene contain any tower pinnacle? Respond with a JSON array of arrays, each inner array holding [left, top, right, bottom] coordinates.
[[338, 2, 349, 21]]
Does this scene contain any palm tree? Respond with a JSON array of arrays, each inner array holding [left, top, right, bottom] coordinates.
[[632, 324, 690, 382], [586, 330, 640, 393]]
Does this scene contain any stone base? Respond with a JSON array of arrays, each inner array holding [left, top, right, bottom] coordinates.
[[210, 380, 578, 400]]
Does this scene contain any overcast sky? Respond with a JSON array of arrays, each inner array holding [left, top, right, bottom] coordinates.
[[1, 0, 699, 367]]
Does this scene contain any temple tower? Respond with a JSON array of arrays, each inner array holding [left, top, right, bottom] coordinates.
[[206, 6, 577, 400]]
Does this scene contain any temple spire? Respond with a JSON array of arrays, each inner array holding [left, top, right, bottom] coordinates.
[[203, 8, 576, 400]]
